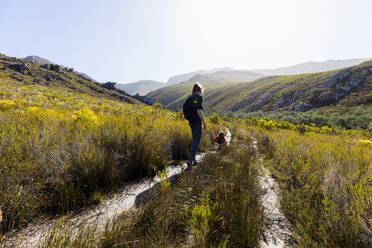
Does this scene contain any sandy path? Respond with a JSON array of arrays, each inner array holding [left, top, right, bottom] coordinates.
[[253, 141, 294, 248]]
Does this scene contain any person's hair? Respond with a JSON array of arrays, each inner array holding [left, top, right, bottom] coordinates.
[[192, 82, 204, 95]]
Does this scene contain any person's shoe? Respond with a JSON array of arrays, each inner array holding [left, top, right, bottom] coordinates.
[[186, 160, 198, 167], [186, 160, 192, 166]]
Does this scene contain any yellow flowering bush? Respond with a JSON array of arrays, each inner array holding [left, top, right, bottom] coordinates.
[[0, 99, 16, 110]]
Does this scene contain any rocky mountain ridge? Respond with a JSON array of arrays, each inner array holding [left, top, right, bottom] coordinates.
[[1, 53, 140, 104], [24, 55, 99, 83]]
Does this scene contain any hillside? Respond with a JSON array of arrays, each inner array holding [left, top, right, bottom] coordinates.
[[148, 61, 372, 113], [24, 55, 99, 82], [252, 58, 368, 76], [164, 59, 367, 87], [111, 58, 367, 96], [116, 80, 164, 95], [147, 79, 241, 110], [1, 54, 139, 104]]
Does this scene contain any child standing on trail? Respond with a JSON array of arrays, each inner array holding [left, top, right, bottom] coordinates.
[[183, 83, 207, 166]]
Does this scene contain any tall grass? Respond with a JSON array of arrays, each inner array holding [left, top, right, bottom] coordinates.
[[254, 128, 372, 247], [38, 129, 262, 248]]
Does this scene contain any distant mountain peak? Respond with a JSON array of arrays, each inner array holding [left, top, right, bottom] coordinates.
[[24, 55, 53, 65], [166, 67, 234, 85], [116, 80, 164, 95]]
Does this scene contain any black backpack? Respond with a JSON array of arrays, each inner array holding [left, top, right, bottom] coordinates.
[[183, 96, 194, 121]]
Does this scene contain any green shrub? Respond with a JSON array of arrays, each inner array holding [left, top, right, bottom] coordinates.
[[209, 114, 220, 124]]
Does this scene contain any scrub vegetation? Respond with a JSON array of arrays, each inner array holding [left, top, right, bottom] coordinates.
[[0, 54, 221, 234], [250, 123, 371, 247], [39, 128, 263, 248], [236, 106, 372, 132], [0, 52, 371, 247], [36, 118, 372, 248]]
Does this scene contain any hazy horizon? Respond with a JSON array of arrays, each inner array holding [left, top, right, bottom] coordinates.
[[1, 0, 372, 83]]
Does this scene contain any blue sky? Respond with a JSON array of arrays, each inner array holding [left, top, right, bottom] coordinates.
[[1, 0, 372, 83]]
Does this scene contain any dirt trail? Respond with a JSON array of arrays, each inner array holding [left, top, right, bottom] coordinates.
[[3, 131, 231, 248], [254, 141, 294, 248]]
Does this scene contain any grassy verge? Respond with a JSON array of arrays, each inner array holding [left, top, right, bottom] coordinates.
[[253, 127, 372, 248], [38, 129, 262, 248]]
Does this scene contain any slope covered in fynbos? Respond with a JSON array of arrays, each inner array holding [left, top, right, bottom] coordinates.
[[0, 53, 222, 235]]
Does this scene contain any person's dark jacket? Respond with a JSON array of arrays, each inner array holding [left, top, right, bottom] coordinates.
[[187, 93, 203, 124]]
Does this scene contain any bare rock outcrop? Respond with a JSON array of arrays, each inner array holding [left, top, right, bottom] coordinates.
[[7, 62, 29, 75]]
